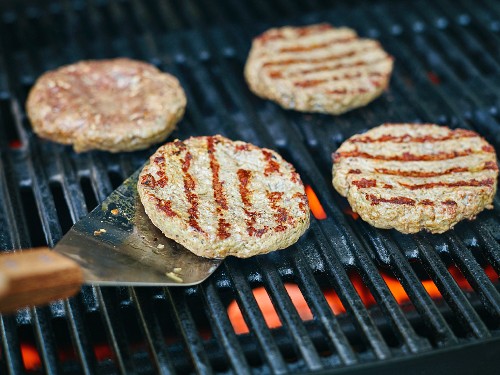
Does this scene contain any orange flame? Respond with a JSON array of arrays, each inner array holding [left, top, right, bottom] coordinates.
[[21, 344, 41, 371], [227, 266, 498, 334], [427, 71, 441, 85], [342, 207, 359, 220], [305, 185, 327, 220], [93, 343, 113, 362], [227, 284, 313, 334]]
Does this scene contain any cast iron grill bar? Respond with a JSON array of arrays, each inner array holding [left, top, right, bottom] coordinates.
[[0, 146, 21, 249], [349, 220, 453, 346], [225, 260, 289, 374], [0, 129, 27, 375], [258, 258, 323, 370], [471, 225, 500, 274], [444, 234, 500, 317], [54, 150, 109, 375], [63, 299, 96, 375], [130, 288, 176, 375], [96, 287, 137, 374], [291, 243, 359, 365], [202, 280, 252, 375], [308, 221, 392, 360], [414, 235, 492, 339], [0, 316, 23, 375], [374, 231, 458, 345], [16, 111, 69, 374], [431, 0, 500, 77], [403, 18, 500, 129], [453, 0, 500, 49], [411, 1, 499, 99], [338, 223, 431, 353], [165, 288, 213, 375], [31, 307, 63, 374], [0, 49, 8, 98]]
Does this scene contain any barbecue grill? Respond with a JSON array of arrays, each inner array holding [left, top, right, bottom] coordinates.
[[1, 0, 500, 374]]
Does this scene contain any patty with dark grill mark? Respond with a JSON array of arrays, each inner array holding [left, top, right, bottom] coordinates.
[[26, 58, 186, 152], [138, 135, 310, 258], [332, 124, 498, 234], [244, 23, 393, 115]]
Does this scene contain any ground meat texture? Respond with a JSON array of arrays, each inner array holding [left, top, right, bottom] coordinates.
[[244, 23, 393, 115], [26, 58, 186, 152], [332, 123, 498, 234], [138, 135, 310, 259]]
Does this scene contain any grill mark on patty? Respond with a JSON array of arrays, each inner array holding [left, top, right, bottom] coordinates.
[[293, 72, 383, 88], [262, 45, 380, 68], [365, 194, 416, 206], [373, 164, 497, 177], [257, 24, 333, 44], [263, 150, 281, 176], [140, 173, 156, 188], [267, 191, 289, 232], [237, 169, 269, 237], [267, 57, 390, 79], [279, 36, 357, 53], [293, 192, 309, 213], [325, 85, 377, 95], [419, 199, 434, 206], [154, 155, 165, 164], [207, 136, 231, 239], [398, 178, 494, 190], [350, 129, 479, 143], [352, 178, 377, 188], [148, 194, 178, 217], [333, 148, 493, 162], [235, 143, 251, 152], [180, 146, 205, 234], [442, 200, 458, 206]]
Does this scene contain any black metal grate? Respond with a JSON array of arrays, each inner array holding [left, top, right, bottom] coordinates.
[[0, 0, 500, 374]]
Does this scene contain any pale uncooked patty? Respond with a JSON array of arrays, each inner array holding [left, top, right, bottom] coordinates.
[[332, 124, 498, 233], [138, 135, 310, 259], [244, 23, 393, 115], [26, 58, 186, 152]]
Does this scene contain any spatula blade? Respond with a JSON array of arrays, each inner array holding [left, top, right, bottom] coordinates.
[[54, 168, 222, 286]]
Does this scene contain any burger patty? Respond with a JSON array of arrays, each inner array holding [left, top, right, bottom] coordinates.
[[138, 135, 310, 259], [332, 124, 498, 233], [26, 58, 186, 153], [244, 23, 393, 115]]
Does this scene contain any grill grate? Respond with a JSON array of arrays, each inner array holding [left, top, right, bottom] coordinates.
[[1, 0, 500, 374]]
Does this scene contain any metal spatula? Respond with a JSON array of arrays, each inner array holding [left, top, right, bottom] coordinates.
[[0, 168, 222, 313]]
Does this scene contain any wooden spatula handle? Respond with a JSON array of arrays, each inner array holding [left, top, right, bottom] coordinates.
[[0, 247, 83, 313]]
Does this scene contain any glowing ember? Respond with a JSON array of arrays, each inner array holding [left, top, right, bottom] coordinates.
[[343, 206, 359, 220], [227, 284, 313, 334], [427, 71, 441, 85], [227, 266, 498, 334], [8, 139, 22, 149], [21, 344, 41, 371], [305, 185, 327, 220], [93, 343, 113, 361]]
